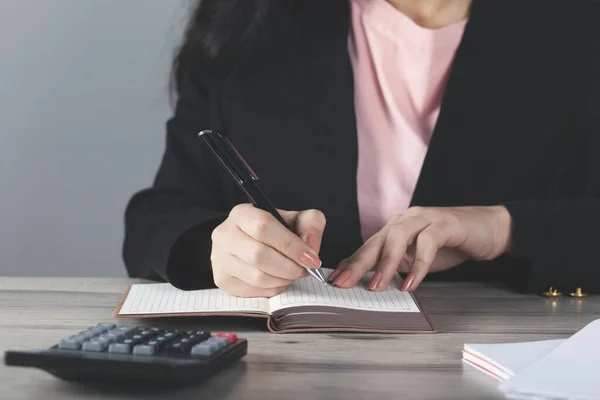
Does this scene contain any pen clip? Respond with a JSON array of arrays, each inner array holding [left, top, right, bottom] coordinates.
[[198, 130, 259, 184]]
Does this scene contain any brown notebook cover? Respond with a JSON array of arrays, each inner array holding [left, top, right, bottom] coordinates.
[[113, 271, 436, 334]]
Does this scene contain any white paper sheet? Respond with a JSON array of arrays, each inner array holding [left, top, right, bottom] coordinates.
[[463, 339, 565, 379], [500, 319, 600, 400]]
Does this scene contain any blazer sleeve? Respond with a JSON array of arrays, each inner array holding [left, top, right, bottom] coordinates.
[[122, 67, 228, 290], [503, 84, 600, 294]]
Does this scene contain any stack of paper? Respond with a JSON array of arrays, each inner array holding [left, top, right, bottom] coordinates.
[[463, 319, 600, 400], [463, 339, 565, 381]]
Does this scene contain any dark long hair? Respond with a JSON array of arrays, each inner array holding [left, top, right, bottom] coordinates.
[[171, 0, 343, 97], [171, 1, 291, 95]]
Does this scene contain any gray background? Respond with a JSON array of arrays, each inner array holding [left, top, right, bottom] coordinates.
[[0, 0, 191, 276]]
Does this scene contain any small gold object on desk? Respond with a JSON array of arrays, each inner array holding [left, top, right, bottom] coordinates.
[[569, 288, 586, 298], [542, 287, 561, 297]]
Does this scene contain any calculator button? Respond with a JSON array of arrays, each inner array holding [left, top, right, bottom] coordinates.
[[115, 324, 138, 330], [113, 325, 138, 335], [156, 332, 178, 343], [108, 343, 132, 354], [164, 339, 191, 355], [206, 338, 223, 346], [193, 331, 211, 341], [150, 339, 168, 349], [88, 327, 105, 336], [89, 325, 112, 336], [216, 332, 238, 343], [129, 334, 147, 345], [96, 334, 118, 343], [58, 338, 83, 350], [191, 343, 217, 356], [137, 329, 160, 340], [132, 344, 157, 356], [82, 340, 110, 352], [105, 330, 127, 341], [154, 336, 169, 344], [190, 332, 211, 343], [75, 331, 92, 340], [212, 338, 230, 349], [192, 337, 228, 356], [164, 342, 188, 355], [163, 332, 180, 340]]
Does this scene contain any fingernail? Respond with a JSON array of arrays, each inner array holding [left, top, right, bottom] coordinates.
[[401, 273, 415, 291], [299, 251, 322, 269], [333, 270, 351, 287], [368, 271, 383, 291], [306, 233, 322, 252], [328, 268, 342, 283]]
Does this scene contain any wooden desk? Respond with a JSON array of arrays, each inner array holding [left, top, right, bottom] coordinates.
[[1, 278, 598, 400]]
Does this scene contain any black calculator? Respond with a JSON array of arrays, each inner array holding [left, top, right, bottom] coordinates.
[[4, 323, 248, 386]]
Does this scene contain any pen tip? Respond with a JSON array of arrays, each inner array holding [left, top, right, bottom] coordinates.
[[308, 268, 328, 284]]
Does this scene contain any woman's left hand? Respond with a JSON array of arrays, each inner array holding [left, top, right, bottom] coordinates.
[[328, 206, 513, 292]]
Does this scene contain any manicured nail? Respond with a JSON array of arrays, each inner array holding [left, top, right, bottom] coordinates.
[[299, 251, 322, 269], [333, 270, 351, 287], [401, 273, 415, 291], [306, 233, 322, 252], [368, 271, 383, 291], [328, 268, 342, 283]]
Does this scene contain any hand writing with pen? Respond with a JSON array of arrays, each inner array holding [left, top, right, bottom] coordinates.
[[211, 203, 512, 298]]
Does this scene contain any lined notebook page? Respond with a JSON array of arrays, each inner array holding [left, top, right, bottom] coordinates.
[[269, 269, 420, 313], [118, 283, 270, 315]]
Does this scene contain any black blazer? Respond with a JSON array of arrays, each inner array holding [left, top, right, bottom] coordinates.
[[123, 0, 600, 294]]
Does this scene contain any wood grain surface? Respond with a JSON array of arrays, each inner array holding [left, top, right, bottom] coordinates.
[[1, 277, 598, 400]]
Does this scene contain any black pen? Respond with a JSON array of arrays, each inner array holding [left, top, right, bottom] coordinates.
[[198, 130, 327, 284]]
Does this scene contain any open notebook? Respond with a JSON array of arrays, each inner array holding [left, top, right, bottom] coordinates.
[[114, 268, 436, 334]]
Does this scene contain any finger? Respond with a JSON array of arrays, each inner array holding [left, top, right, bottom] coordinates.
[[372, 217, 430, 291], [397, 258, 412, 274], [398, 243, 416, 274], [277, 209, 301, 229], [332, 235, 386, 288], [327, 258, 350, 283], [230, 226, 308, 281], [403, 227, 447, 291], [224, 252, 294, 289], [268, 208, 326, 252], [212, 219, 302, 281], [232, 204, 322, 270], [292, 209, 327, 253]]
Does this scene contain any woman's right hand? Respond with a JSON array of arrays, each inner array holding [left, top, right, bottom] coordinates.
[[210, 204, 326, 298]]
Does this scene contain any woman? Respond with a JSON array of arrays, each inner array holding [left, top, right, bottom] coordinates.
[[123, 0, 600, 297]]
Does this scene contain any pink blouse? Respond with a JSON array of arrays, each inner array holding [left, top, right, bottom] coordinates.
[[349, 0, 467, 240]]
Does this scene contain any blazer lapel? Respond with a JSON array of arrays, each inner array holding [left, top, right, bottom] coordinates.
[[410, 0, 523, 207]]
